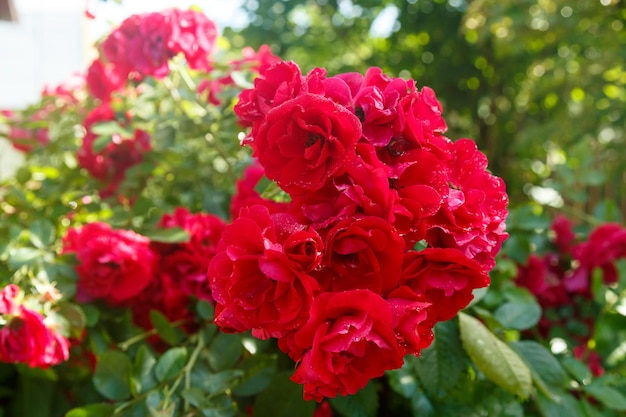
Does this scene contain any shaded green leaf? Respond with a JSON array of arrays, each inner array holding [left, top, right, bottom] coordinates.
[[414, 320, 466, 398], [459, 312, 532, 399], [65, 404, 116, 417], [8, 247, 41, 269], [330, 381, 378, 417], [494, 300, 541, 330], [253, 371, 315, 417], [155, 347, 187, 383], [511, 341, 568, 388], [149, 310, 185, 345], [93, 350, 132, 401], [583, 381, 626, 411], [232, 354, 277, 396], [132, 345, 157, 395], [207, 333, 243, 372]]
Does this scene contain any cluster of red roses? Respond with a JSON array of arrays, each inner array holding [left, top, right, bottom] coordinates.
[[0, 284, 69, 368], [61, 208, 226, 336], [208, 62, 509, 401], [515, 215, 626, 376], [79, 10, 280, 199], [87, 8, 217, 101]]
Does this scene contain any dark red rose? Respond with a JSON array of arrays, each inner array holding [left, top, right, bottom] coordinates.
[[515, 254, 570, 308], [289, 290, 403, 402], [153, 208, 226, 301], [252, 93, 362, 192], [62, 222, 157, 306], [572, 223, 626, 289], [425, 139, 509, 272], [78, 104, 151, 198], [318, 216, 404, 294], [551, 215, 576, 256], [400, 248, 490, 321], [0, 306, 69, 368], [208, 206, 320, 338]]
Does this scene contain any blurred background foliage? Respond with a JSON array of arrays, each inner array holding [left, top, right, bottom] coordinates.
[[223, 0, 626, 222]]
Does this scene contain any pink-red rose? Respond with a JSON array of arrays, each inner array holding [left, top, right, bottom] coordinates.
[[317, 216, 404, 294], [208, 206, 321, 338], [400, 248, 490, 321], [62, 222, 157, 306], [290, 290, 403, 402]]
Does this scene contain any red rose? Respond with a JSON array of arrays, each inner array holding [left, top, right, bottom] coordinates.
[[103, 12, 172, 78], [290, 143, 394, 227], [318, 216, 404, 294], [290, 290, 403, 402], [63, 222, 157, 306], [400, 248, 490, 321], [252, 93, 362, 192], [351, 67, 415, 147], [515, 254, 570, 308], [234, 60, 304, 131], [208, 206, 321, 338], [394, 87, 449, 159], [386, 285, 435, 356], [0, 306, 69, 368], [229, 160, 289, 220], [168, 8, 217, 71], [86, 59, 125, 102], [425, 139, 509, 272]]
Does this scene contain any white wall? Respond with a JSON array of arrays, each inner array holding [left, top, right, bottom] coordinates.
[[0, 0, 87, 178]]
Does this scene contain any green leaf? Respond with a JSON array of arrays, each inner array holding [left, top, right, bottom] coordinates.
[[132, 345, 157, 395], [459, 312, 532, 399], [28, 219, 55, 249], [155, 347, 188, 383], [253, 371, 316, 417], [8, 247, 41, 269], [583, 381, 626, 411], [511, 341, 568, 388], [91, 135, 113, 153], [57, 302, 86, 339], [561, 356, 592, 384], [204, 369, 244, 394], [414, 320, 466, 398], [535, 390, 584, 417], [149, 310, 185, 345], [329, 381, 378, 417], [93, 350, 132, 401], [65, 404, 116, 417], [232, 354, 277, 396], [90, 121, 134, 138], [143, 227, 190, 243], [196, 300, 215, 321], [206, 333, 243, 372], [494, 300, 541, 330], [202, 393, 237, 417]]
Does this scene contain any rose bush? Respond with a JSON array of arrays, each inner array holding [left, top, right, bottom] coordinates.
[[0, 6, 625, 417]]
